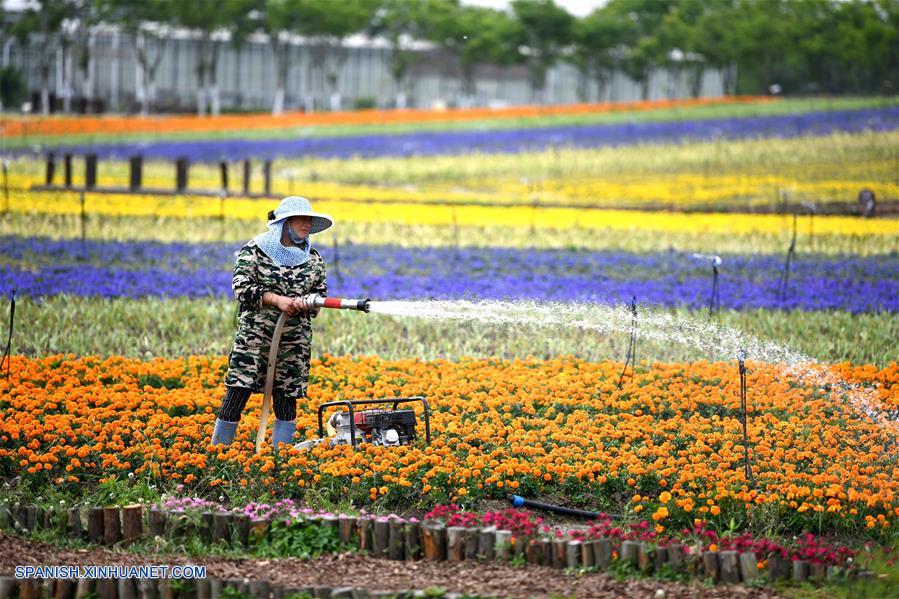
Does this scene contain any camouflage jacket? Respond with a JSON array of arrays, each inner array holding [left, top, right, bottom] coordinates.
[[224, 240, 327, 398]]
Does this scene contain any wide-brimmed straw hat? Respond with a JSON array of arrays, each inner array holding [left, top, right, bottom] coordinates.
[[268, 196, 333, 234]]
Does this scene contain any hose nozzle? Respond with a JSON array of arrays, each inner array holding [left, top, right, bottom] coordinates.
[[305, 294, 370, 313]]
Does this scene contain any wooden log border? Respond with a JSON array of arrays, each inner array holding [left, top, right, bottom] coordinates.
[[0, 504, 866, 587]]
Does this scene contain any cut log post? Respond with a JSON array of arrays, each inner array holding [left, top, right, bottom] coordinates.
[[494, 530, 513, 561], [45, 152, 56, 186], [212, 511, 233, 544], [103, 507, 123, 545], [525, 538, 543, 565], [242, 161, 251, 195], [75, 578, 96, 599], [477, 526, 496, 560], [702, 551, 720, 583], [768, 556, 791, 581], [20, 580, 40, 599], [85, 154, 98, 189], [234, 514, 250, 546], [249, 581, 269, 599], [542, 538, 554, 565], [64, 154, 73, 187], [208, 579, 221, 599], [638, 543, 653, 572], [0, 504, 11, 530], [447, 527, 465, 561], [0, 577, 18, 599], [13, 504, 26, 531], [388, 519, 405, 561], [67, 507, 83, 539], [175, 157, 189, 192], [463, 528, 479, 560], [421, 520, 447, 561], [55, 579, 77, 599], [620, 540, 640, 566], [195, 579, 210, 599], [321, 514, 339, 534], [128, 155, 143, 191], [594, 538, 612, 568], [740, 552, 760, 583], [42, 508, 55, 530], [372, 518, 390, 557], [667, 543, 685, 570], [358, 518, 373, 552], [135, 579, 156, 599], [200, 511, 216, 543], [263, 160, 272, 196], [27, 506, 41, 531], [810, 562, 826, 580], [404, 521, 421, 561], [338, 516, 357, 545], [719, 550, 740, 584], [87, 508, 105, 543], [96, 578, 116, 599], [654, 546, 669, 570], [118, 578, 138, 599], [579, 540, 594, 568], [148, 509, 167, 537], [551, 538, 566, 568], [122, 504, 143, 546], [566, 540, 582, 569]]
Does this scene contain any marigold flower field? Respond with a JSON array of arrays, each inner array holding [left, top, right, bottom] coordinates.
[[2, 355, 897, 538], [1, 95, 898, 562]]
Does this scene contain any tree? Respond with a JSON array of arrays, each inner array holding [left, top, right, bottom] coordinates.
[[367, 0, 430, 109], [11, 0, 80, 114], [173, 0, 258, 116], [572, 7, 633, 102], [508, 0, 574, 103], [602, 0, 675, 101], [296, 0, 375, 112], [420, 1, 512, 105], [99, 0, 176, 115]]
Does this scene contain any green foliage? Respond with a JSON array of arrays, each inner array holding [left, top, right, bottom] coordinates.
[[257, 519, 348, 558], [0, 66, 26, 109]]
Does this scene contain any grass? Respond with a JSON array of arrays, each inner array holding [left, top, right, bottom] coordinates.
[[5, 295, 898, 365]]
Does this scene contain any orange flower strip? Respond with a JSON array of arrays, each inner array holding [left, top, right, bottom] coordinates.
[[0, 354, 895, 537], [1, 96, 771, 138]]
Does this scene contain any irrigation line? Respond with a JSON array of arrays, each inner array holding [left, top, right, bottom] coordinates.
[[709, 263, 720, 317], [778, 212, 798, 301], [737, 349, 753, 487], [1, 290, 15, 381], [616, 296, 638, 389]]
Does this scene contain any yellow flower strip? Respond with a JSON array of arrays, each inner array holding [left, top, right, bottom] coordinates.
[[7, 189, 898, 238], [2, 355, 896, 531]]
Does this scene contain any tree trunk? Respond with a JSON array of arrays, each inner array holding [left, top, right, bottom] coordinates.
[[272, 39, 288, 115], [690, 64, 704, 98]]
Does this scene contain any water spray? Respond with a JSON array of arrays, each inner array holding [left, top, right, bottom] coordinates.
[[255, 294, 371, 454], [691, 254, 722, 317]]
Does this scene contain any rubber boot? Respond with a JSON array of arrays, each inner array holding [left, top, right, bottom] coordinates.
[[210, 418, 238, 445], [271, 419, 296, 450]]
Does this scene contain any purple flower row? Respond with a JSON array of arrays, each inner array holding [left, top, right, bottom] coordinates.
[[9, 106, 898, 161], [1, 237, 896, 312]]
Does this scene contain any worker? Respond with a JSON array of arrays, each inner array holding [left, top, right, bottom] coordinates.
[[209, 196, 332, 449]]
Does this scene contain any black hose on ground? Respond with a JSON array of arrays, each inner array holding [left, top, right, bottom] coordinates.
[[509, 495, 604, 519]]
